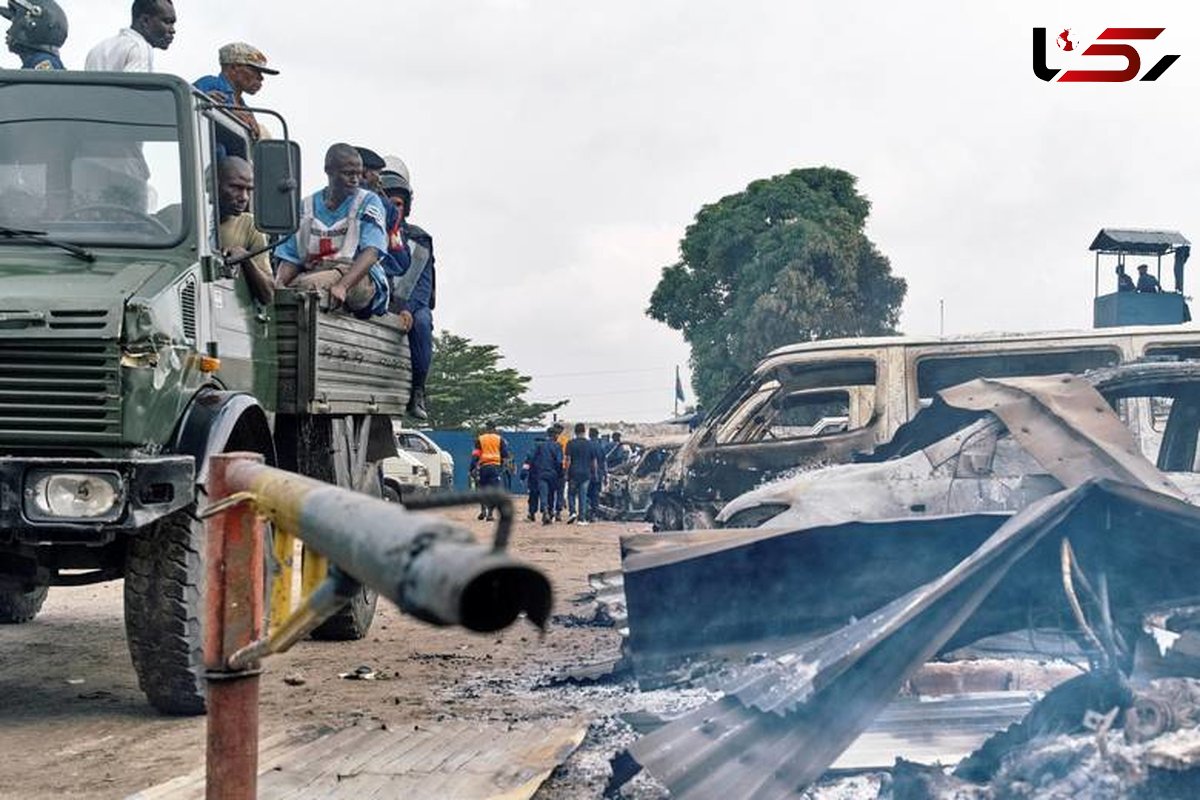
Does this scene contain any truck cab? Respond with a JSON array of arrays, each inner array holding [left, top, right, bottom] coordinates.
[[0, 70, 408, 715]]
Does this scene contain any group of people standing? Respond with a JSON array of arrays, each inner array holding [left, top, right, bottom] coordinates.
[[521, 424, 624, 526], [3, 0, 437, 420]]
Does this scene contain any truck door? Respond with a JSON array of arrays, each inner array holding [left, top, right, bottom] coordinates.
[[199, 112, 275, 398]]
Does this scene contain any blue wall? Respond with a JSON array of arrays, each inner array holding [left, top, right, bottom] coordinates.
[[426, 430, 543, 493]]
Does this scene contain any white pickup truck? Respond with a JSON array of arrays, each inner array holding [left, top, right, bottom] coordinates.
[[394, 426, 455, 489]]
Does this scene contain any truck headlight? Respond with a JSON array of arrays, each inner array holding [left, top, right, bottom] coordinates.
[[26, 471, 122, 521]]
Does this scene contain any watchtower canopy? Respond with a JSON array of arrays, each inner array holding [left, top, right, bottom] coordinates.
[[1089, 228, 1190, 256]]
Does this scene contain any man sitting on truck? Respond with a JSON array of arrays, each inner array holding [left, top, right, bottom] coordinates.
[[273, 143, 389, 317], [217, 156, 273, 305], [379, 159, 436, 421]]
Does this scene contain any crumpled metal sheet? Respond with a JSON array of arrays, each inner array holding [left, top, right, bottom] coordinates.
[[939, 374, 1184, 498], [617, 480, 1200, 800]]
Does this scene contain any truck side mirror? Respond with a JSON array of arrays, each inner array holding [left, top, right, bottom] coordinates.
[[252, 139, 301, 236]]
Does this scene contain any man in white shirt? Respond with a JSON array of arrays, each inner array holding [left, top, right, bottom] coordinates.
[[84, 0, 175, 72]]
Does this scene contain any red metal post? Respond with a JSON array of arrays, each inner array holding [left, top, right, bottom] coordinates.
[[204, 452, 266, 800]]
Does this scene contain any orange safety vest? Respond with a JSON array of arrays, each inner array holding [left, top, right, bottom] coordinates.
[[557, 432, 570, 467], [477, 432, 503, 466]]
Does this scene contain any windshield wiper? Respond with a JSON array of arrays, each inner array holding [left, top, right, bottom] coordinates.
[[0, 225, 95, 263]]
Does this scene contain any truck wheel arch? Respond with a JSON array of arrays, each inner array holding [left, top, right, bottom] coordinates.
[[172, 389, 277, 488]]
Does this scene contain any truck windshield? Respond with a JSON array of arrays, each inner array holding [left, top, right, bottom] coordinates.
[[0, 82, 184, 248]]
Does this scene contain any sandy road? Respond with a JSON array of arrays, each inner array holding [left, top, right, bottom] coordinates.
[[0, 508, 642, 799]]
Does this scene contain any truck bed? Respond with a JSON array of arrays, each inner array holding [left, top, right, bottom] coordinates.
[[274, 290, 412, 415]]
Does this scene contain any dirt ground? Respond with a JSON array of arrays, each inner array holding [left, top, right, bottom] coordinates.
[[0, 507, 681, 800]]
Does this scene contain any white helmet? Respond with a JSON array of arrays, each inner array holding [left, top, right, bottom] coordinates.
[[382, 155, 410, 186]]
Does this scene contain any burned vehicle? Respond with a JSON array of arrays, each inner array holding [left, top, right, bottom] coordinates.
[[594, 437, 684, 521], [650, 326, 1200, 530], [621, 360, 1200, 680], [610, 364, 1200, 800], [716, 361, 1200, 530]]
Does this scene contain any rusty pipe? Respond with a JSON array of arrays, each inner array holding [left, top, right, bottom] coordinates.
[[204, 453, 265, 800], [223, 457, 552, 632]]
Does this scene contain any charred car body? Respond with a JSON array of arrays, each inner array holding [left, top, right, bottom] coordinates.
[[650, 327, 1200, 530], [718, 361, 1200, 530], [594, 438, 683, 521]]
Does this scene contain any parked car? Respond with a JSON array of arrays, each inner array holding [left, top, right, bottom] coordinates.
[[393, 426, 454, 490], [380, 449, 431, 501], [651, 326, 1200, 530], [716, 361, 1200, 530]]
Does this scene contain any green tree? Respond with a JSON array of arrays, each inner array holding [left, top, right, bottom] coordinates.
[[648, 167, 906, 406], [425, 331, 567, 429]]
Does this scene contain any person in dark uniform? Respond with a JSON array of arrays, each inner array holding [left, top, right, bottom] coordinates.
[[2, 0, 67, 70], [1136, 264, 1161, 293], [587, 427, 606, 521], [1115, 264, 1135, 293], [378, 161, 435, 421], [530, 427, 564, 525]]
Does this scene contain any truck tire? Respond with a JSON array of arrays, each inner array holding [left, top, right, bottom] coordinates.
[[310, 459, 380, 641], [0, 584, 48, 624], [124, 509, 206, 716], [309, 584, 378, 641]]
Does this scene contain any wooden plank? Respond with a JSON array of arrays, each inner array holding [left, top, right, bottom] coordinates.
[[138, 720, 588, 800], [130, 729, 322, 800]]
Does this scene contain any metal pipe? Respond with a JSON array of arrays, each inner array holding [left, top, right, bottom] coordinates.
[[402, 487, 513, 549], [204, 453, 266, 800], [224, 458, 552, 632]]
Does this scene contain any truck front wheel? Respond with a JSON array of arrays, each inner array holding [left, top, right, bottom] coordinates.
[[0, 584, 48, 624], [124, 509, 206, 716]]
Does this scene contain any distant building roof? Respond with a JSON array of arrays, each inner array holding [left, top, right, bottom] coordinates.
[[1089, 228, 1190, 256]]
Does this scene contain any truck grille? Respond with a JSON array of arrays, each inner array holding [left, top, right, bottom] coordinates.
[[0, 339, 121, 446]]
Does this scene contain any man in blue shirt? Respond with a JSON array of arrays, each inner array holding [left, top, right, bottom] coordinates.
[[274, 143, 389, 317], [2, 0, 67, 70], [194, 42, 278, 140], [379, 164, 436, 420]]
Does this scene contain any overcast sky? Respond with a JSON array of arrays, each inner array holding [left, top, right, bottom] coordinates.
[[30, 1, 1200, 421]]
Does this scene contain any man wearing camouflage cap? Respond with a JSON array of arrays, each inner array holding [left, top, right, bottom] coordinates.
[[194, 42, 279, 139]]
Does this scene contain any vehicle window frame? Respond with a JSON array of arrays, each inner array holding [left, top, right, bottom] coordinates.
[[0, 80, 192, 249], [912, 346, 1124, 402], [713, 358, 880, 447]]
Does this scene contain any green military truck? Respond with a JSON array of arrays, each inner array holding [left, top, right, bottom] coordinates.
[[0, 71, 412, 714]]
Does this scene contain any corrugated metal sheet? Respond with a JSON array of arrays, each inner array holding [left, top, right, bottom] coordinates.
[[617, 481, 1200, 800]]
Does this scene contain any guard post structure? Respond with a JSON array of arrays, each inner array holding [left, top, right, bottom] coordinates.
[[200, 453, 553, 798]]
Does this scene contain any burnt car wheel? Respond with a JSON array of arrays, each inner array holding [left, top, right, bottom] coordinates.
[[0, 584, 48, 624]]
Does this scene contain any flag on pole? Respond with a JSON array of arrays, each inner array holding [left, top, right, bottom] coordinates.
[[675, 366, 686, 403]]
